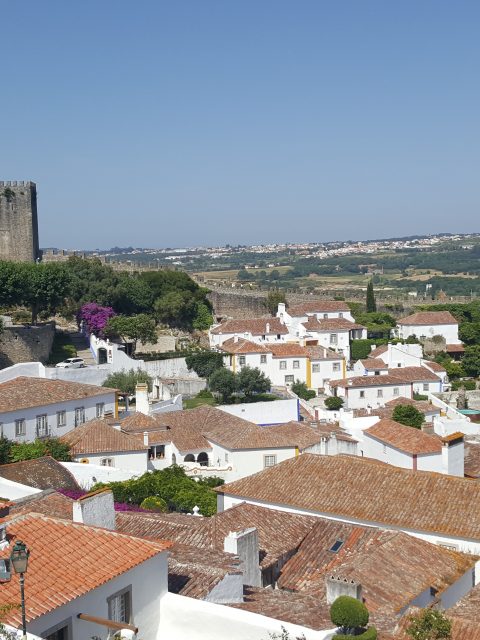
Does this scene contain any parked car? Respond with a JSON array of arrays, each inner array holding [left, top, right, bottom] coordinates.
[[55, 357, 85, 369]]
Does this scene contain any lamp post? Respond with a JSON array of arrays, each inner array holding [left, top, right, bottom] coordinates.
[[10, 540, 30, 640]]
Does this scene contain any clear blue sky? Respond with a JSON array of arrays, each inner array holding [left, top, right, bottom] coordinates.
[[1, 0, 479, 249]]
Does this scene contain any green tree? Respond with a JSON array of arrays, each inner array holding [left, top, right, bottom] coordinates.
[[185, 351, 225, 379], [105, 314, 157, 354], [154, 290, 197, 327], [23, 263, 72, 323], [140, 496, 168, 512], [103, 368, 152, 395], [330, 596, 369, 636], [462, 345, 480, 378], [110, 276, 154, 315], [209, 368, 237, 403], [291, 381, 316, 401], [0, 260, 26, 308], [0, 436, 12, 464], [237, 367, 271, 398], [324, 396, 344, 410], [405, 609, 451, 640], [366, 280, 377, 313], [459, 322, 480, 345], [9, 438, 71, 462], [392, 404, 425, 429], [192, 302, 213, 330], [237, 268, 251, 281], [265, 290, 287, 315]]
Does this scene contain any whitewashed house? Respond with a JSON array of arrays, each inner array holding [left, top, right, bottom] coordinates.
[[60, 418, 149, 473], [276, 300, 354, 329], [295, 317, 366, 362], [0, 376, 117, 442], [216, 453, 480, 554], [394, 311, 461, 344], [209, 318, 288, 348], [352, 358, 390, 376], [329, 375, 413, 409]]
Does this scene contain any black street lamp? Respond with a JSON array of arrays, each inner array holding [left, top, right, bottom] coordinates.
[[10, 540, 30, 640]]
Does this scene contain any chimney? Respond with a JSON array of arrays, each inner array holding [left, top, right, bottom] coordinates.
[[135, 383, 150, 415], [278, 303, 286, 316], [224, 528, 261, 587], [266, 322, 270, 333], [329, 432, 338, 456], [233, 334, 239, 343], [441, 432, 464, 477], [143, 431, 149, 446], [73, 489, 116, 530], [326, 575, 362, 604], [324, 348, 327, 358], [112, 421, 122, 431]]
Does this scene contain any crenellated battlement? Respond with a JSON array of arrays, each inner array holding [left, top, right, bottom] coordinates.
[[0, 179, 39, 262], [0, 180, 36, 188]]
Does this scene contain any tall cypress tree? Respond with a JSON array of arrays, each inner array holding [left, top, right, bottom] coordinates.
[[366, 280, 377, 312]]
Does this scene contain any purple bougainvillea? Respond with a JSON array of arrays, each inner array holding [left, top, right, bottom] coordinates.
[[58, 488, 145, 512], [78, 303, 116, 337]]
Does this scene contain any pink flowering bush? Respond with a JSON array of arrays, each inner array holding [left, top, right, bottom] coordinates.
[[78, 303, 116, 337], [58, 489, 145, 512]]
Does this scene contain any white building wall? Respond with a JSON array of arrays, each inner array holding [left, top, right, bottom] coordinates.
[[72, 450, 149, 474], [397, 323, 460, 344], [218, 399, 300, 425], [26, 553, 168, 640], [61, 461, 140, 490], [0, 392, 116, 443], [362, 435, 443, 472], [311, 359, 345, 392], [337, 382, 412, 409]]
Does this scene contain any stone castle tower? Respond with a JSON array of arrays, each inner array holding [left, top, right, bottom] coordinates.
[[0, 181, 40, 262]]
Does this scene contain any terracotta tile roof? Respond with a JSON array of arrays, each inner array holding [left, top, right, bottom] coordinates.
[[397, 311, 458, 326], [369, 344, 388, 358], [210, 318, 288, 336], [268, 343, 308, 358], [330, 374, 411, 388], [60, 418, 148, 454], [278, 522, 475, 618], [387, 366, 441, 383], [422, 360, 447, 373], [0, 513, 171, 627], [304, 345, 342, 360], [464, 442, 480, 478], [359, 358, 389, 369], [230, 587, 334, 631], [365, 418, 442, 455], [0, 456, 80, 491], [217, 454, 480, 540], [288, 301, 350, 316], [447, 343, 465, 352], [0, 376, 117, 413], [302, 317, 365, 332], [10, 489, 74, 519], [218, 337, 269, 354], [121, 411, 160, 430], [384, 397, 440, 413], [394, 608, 480, 640], [449, 582, 480, 626]]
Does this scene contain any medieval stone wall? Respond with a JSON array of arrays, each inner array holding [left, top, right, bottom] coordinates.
[[0, 181, 39, 262], [0, 322, 55, 369]]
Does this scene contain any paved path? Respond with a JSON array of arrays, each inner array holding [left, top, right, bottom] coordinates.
[[69, 331, 96, 366]]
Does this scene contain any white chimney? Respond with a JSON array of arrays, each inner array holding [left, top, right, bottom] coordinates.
[[441, 433, 464, 477], [329, 432, 338, 456], [143, 431, 149, 447], [112, 421, 121, 431], [266, 322, 270, 333], [135, 383, 150, 415], [278, 303, 286, 316], [73, 489, 115, 530], [224, 528, 261, 587], [326, 575, 362, 604], [234, 334, 239, 343]]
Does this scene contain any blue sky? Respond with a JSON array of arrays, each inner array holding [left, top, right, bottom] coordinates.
[[1, 1, 479, 249]]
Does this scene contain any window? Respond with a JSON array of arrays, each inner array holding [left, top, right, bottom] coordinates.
[[260, 354, 267, 364], [285, 375, 294, 384], [293, 360, 300, 369], [74, 407, 85, 427], [42, 619, 72, 640], [101, 458, 114, 467], [107, 586, 132, 625], [333, 363, 341, 372], [423, 383, 429, 391], [238, 356, 246, 366], [0, 423, 3, 438], [36, 414, 48, 437], [329, 539, 344, 553], [96, 402, 105, 418], [57, 411, 66, 428], [330, 334, 338, 345], [393, 387, 399, 396], [279, 360, 287, 370], [15, 419, 26, 437], [377, 389, 383, 398], [312, 363, 320, 373], [323, 314, 328, 319], [276, 334, 281, 339], [261, 335, 266, 340], [225, 453, 229, 463], [339, 313, 343, 318], [264, 454, 277, 468], [359, 390, 365, 398]]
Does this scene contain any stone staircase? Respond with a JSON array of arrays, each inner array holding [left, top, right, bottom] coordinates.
[[69, 331, 96, 366]]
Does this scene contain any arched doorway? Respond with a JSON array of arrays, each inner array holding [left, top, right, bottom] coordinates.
[[98, 348, 108, 364], [197, 452, 209, 467], [172, 453, 177, 465], [184, 454, 195, 462]]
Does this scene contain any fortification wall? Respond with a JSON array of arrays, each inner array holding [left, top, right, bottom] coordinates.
[[0, 181, 39, 262], [0, 322, 55, 369]]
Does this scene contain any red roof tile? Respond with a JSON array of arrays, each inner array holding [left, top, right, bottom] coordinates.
[[210, 318, 288, 336], [60, 419, 148, 454], [218, 338, 269, 354], [365, 418, 442, 455], [288, 301, 350, 316], [397, 311, 458, 326]]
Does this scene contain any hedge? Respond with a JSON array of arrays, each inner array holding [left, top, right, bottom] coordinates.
[[452, 379, 477, 391]]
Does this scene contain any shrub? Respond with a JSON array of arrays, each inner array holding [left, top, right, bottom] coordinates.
[[330, 596, 369, 632], [140, 496, 168, 512], [9, 438, 71, 462], [325, 396, 344, 411], [405, 608, 452, 640], [392, 404, 425, 429], [452, 379, 476, 391], [334, 627, 377, 640], [291, 381, 316, 401], [413, 393, 428, 401], [103, 368, 152, 395]]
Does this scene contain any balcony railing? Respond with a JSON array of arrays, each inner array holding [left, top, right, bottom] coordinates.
[[36, 427, 52, 439]]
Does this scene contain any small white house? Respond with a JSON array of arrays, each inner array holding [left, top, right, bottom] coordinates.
[[277, 300, 354, 328], [0, 376, 117, 443], [329, 375, 413, 409], [209, 318, 288, 348], [394, 311, 461, 344]]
